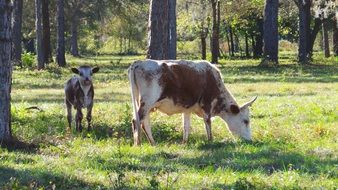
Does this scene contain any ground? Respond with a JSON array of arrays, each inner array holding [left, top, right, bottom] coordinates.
[[0, 53, 337, 189]]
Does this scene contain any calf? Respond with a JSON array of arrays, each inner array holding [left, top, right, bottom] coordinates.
[[65, 66, 99, 132], [128, 60, 256, 145]]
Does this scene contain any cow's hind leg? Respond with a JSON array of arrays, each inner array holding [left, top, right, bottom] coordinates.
[[182, 112, 191, 143], [138, 102, 155, 145], [204, 115, 212, 141], [141, 114, 155, 146]]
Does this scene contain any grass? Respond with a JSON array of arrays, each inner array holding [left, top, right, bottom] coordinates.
[[1, 53, 337, 189]]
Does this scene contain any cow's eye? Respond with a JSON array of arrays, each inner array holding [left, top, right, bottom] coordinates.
[[243, 120, 249, 125], [79, 73, 83, 76]]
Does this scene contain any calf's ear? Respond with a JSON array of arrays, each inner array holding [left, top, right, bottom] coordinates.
[[92, 67, 99, 73], [230, 104, 240, 115], [71, 68, 79, 74]]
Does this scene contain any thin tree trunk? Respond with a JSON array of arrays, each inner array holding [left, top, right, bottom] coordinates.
[[201, 30, 207, 60], [322, 22, 330, 57], [35, 0, 44, 69], [263, 0, 279, 64], [56, 0, 66, 67], [168, 0, 176, 59], [308, 18, 322, 59], [229, 26, 234, 57], [42, 0, 52, 63], [211, 0, 219, 63], [12, 0, 23, 67], [245, 33, 249, 58], [0, 0, 13, 141], [226, 30, 231, 57], [334, 17, 338, 56], [147, 0, 169, 59], [70, 13, 80, 57]]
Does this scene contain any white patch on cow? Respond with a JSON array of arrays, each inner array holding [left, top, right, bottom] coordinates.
[[155, 98, 204, 116], [80, 83, 92, 107]]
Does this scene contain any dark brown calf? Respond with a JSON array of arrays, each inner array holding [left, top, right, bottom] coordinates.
[[65, 66, 99, 132]]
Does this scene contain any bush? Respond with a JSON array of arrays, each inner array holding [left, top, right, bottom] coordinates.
[[21, 52, 35, 68]]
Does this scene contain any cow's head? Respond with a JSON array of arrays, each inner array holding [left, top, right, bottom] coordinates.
[[220, 97, 257, 141], [71, 66, 99, 86]]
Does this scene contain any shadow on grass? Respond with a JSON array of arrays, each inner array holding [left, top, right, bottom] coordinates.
[[0, 167, 100, 189], [220, 64, 338, 83]]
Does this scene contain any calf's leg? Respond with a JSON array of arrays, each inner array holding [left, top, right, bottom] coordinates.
[[75, 108, 83, 132], [86, 104, 93, 131], [66, 100, 72, 129]]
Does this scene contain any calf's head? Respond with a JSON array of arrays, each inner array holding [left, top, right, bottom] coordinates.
[[220, 97, 257, 141], [71, 66, 99, 86]]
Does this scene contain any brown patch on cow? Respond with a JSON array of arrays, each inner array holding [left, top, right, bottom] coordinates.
[[213, 97, 226, 114], [230, 104, 240, 114], [158, 63, 221, 115]]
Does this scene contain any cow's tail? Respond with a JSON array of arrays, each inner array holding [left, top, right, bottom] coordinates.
[[128, 63, 141, 145]]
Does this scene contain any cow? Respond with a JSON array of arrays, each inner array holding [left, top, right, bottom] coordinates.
[[128, 59, 257, 146], [65, 66, 99, 132]]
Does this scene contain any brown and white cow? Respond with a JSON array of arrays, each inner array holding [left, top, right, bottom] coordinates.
[[128, 60, 256, 145]]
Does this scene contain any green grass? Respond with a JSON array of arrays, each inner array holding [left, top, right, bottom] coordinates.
[[1, 53, 337, 189]]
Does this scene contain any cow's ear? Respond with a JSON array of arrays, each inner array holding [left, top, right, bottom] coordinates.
[[230, 104, 240, 115], [71, 68, 79, 74], [92, 67, 99, 73]]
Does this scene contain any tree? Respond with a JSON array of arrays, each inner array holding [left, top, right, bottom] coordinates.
[[334, 16, 338, 56], [322, 22, 330, 57], [12, 0, 23, 67], [168, 0, 177, 59], [295, 0, 335, 63], [35, 0, 44, 69], [0, 0, 12, 142], [147, 0, 168, 59], [210, 0, 220, 63], [42, 0, 52, 63], [262, 0, 279, 64], [56, 0, 66, 66]]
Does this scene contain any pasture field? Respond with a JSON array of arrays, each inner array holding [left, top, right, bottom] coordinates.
[[0, 53, 337, 189]]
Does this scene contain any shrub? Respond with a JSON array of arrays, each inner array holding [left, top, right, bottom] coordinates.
[[21, 52, 35, 68]]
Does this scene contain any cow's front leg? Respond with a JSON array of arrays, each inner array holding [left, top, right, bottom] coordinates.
[[86, 104, 93, 131], [75, 108, 83, 132], [204, 115, 212, 141], [182, 112, 191, 143]]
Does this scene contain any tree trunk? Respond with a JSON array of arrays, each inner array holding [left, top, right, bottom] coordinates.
[[322, 22, 330, 57], [56, 0, 66, 67], [168, 0, 176, 59], [42, 0, 52, 63], [210, 0, 220, 63], [334, 17, 338, 56], [253, 20, 264, 58], [263, 0, 279, 64], [308, 18, 322, 59], [229, 26, 234, 57], [245, 33, 249, 58], [12, 0, 23, 67], [147, 0, 169, 59], [297, 0, 311, 64], [0, 0, 12, 141], [201, 29, 207, 60], [35, 0, 44, 69], [70, 13, 80, 57]]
